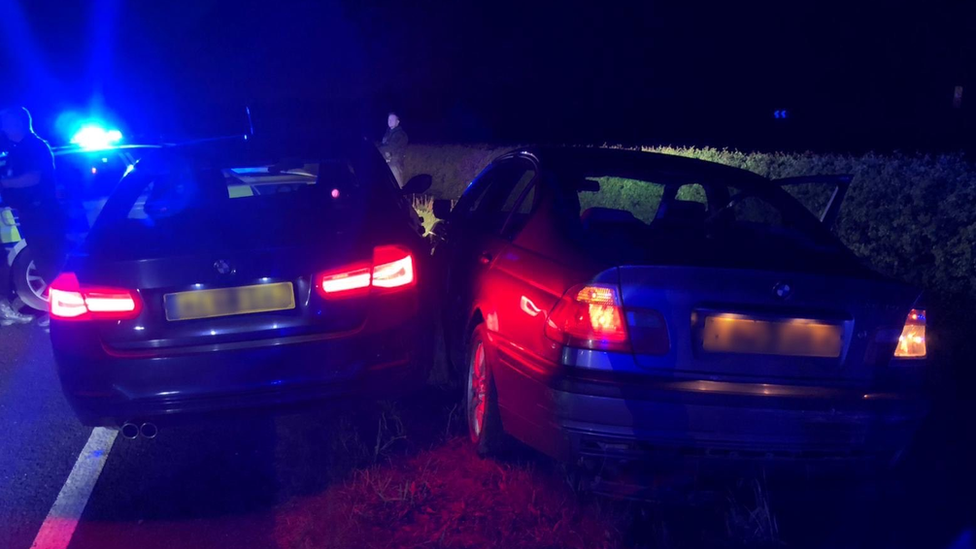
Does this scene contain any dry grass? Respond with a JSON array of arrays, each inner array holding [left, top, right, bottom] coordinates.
[[270, 390, 796, 549], [275, 437, 622, 549], [725, 473, 782, 547]]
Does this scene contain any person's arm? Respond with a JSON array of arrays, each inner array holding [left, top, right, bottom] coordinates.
[[1, 171, 41, 188], [389, 130, 408, 154]]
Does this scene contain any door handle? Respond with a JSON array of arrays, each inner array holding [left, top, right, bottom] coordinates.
[[478, 252, 493, 265], [520, 295, 541, 317]]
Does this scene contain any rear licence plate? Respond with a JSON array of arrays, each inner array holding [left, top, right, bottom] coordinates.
[[164, 282, 295, 321], [702, 315, 843, 358]]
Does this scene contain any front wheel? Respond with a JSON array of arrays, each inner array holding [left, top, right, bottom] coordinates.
[[466, 324, 509, 456], [11, 246, 48, 312]]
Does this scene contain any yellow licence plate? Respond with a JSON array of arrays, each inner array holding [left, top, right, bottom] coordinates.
[[702, 315, 843, 358], [164, 282, 295, 321]]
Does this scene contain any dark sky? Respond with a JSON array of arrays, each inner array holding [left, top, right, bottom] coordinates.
[[1, 0, 973, 151]]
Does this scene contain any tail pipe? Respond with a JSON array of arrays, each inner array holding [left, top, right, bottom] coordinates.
[[120, 421, 158, 439], [140, 422, 158, 439], [120, 422, 139, 439]]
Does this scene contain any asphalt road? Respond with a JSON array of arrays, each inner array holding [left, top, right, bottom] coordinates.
[[0, 321, 382, 549], [0, 323, 92, 549]]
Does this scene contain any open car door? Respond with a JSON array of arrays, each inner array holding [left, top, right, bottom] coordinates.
[[772, 174, 852, 229]]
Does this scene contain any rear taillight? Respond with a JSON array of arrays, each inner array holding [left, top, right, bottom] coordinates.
[[49, 273, 142, 321], [371, 245, 415, 289], [545, 284, 631, 352], [318, 265, 372, 297], [315, 245, 415, 299], [894, 308, 926, 358]]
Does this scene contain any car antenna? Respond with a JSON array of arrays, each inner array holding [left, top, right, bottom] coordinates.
[[245, 105, 255, 140]]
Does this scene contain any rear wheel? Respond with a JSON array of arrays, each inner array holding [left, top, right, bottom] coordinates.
[[11, 246, 48, 312], [465, 324, 509, 456]]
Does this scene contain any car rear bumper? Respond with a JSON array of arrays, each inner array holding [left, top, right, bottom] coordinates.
[[55, 323, 429, 426], [493, 358, 927, 468]]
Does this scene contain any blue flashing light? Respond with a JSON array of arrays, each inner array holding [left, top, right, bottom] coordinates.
[[123, 164, 136, 177], [70, 125, 123, 150]]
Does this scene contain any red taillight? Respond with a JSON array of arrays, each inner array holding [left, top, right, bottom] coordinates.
[[49, 273, 87, 319], [545, 284, 631, 352], [318, 265, 372, 297], [894, 308, 926, 358], [49, 273, 142, 321], [371, 245, 415, 289], [315, 245, 415, 299]]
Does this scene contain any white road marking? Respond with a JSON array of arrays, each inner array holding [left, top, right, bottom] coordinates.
[[30, 427, 118, 549]]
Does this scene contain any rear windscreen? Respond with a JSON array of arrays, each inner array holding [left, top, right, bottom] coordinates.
[[123, 163, 354, 220], [560, 171, 855, 273], [90, 159, 369, 256]]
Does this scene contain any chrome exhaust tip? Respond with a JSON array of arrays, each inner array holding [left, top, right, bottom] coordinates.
[[140, 422, 158, 439], [120, 422, 140, 439]]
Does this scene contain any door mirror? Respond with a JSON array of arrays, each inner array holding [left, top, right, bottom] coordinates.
[[433, 198, 453, 220], [401, 174, 433, 195]]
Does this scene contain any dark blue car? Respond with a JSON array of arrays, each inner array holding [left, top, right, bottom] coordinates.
[[431, 147, 928, 473], [50, 136, 433, 436]]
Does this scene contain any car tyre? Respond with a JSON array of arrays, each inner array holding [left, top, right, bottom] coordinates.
[[11, 246, 48, 312], [465, 324, 509, 457]]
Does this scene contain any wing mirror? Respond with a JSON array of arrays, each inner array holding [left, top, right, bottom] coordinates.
[[401, 174, 432, 195], [433, 199, 452, 220]]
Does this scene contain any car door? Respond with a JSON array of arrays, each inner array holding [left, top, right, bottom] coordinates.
[[476, 168, 602, 442], [441, 157, 539, 353], [472, 167, 564, 368]]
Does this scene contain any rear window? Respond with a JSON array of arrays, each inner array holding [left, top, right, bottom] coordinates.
[[124, 162, 354, 220], [91, 158, 370, 257], [579, 178, 708, 223], [556, 168, 850, 272], [570, 175, 820, 237]]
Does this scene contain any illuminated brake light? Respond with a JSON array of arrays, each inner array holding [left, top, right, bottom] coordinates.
[[894, 308, 926, 358], [545, 284, 630, 352], [319, 266, 371, 296], [372, 245, 414, 289], [50, 273, 88, 319], [84, 291, 139, 313], [49, 273, 142, 321], [315, 245, 415, 298]]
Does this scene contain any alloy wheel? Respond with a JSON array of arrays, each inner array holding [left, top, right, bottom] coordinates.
[[467, 341, 488, 441]]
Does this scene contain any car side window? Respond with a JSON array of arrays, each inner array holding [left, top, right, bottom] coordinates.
[[730, 194, 784, 227], [457, 159, 536, 234], [675, 183, 708, 205], [453, 166, 501, 221], [498, 170, 537, 239]]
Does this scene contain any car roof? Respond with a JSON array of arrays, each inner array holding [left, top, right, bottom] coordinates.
[[50, 144, 164, 156], [500, 146, 771, 189], [136, 133, 371, 167]]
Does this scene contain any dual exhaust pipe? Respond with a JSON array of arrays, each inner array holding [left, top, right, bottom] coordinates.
[[120, 422, 158, 440]]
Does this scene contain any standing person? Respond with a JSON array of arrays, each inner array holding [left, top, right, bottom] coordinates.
[[380, 112, 408, 186], [0, 129, 30, 326], [0, 107, 66, 327]]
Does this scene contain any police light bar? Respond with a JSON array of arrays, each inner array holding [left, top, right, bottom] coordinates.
[[70, 125, 123, 150]]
